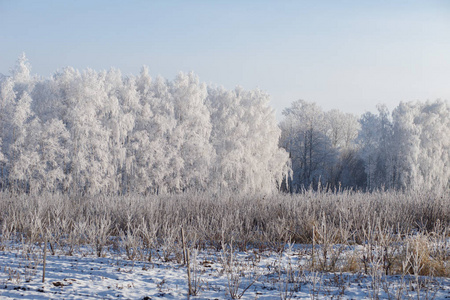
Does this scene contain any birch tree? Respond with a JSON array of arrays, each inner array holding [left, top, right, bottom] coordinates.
[[280, 100, 336, 190], [170, 72, 214, 191], [208, 87, 290, 193]]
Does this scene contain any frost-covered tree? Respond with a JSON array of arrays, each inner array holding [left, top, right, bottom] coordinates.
[[11, 53, 31, 83], [208, 86, 290, 194], [113, 74, 139, 193], [37, 119, 71, 192], [357, 112, 379, 189], [170, 72, 214, 191], [322, 109, 360, 187], [128, 68, 175, 194], [101, 69, 136, 193], [0, 77, 16, 186], [11, 53, 35, 98], [417, 100, 450, 191], [392, 100, 450, 191], [357, 105, 396, 190], [324, 110, 359, 150], [391, 101, 422, 189], [280, 100, 337, 190], [280, 100, 365, 190], [207, 86, 246, 192], [8, 92, 39, 191], [356, 100, 450, 191], [64, 69, 114, 194], [0, 54, 38, 191]]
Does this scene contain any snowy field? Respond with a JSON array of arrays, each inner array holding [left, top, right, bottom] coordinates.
[[0, 191, 449, 299], [1, 244, 449, 299]]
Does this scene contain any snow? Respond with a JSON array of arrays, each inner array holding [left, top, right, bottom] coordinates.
[[1, 245, 449, 299]]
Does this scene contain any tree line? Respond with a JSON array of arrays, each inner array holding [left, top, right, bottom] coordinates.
[[280, 99, 450, 192], [0, 54, 289, 194], [0, 54, 448, 194]]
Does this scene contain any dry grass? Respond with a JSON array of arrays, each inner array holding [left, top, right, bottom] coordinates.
[[0, 189, 448, 279]]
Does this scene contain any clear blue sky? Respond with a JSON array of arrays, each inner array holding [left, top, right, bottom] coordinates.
[[1, 0, 449, 119]]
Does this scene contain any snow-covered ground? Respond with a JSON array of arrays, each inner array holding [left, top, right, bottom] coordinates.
[[1, 245, 449, 299]]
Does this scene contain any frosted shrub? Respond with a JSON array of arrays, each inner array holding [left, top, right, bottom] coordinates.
[[86, 213, 112, 257]]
